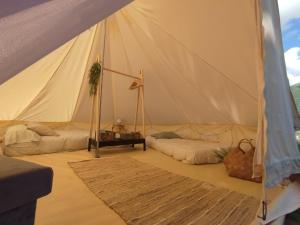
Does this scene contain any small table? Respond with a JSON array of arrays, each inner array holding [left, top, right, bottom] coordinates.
[[88, 137, 146, 158]]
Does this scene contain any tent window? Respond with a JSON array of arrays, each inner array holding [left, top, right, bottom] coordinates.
[[278, 4, 300, 114]]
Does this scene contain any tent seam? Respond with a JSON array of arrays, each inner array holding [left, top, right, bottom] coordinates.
[[130, 6, 258, 102], [113, 14, 153, 125], [111, 15, 132, 123], [71, 25, 99, 121], [120, 10, 232, 123], [119, 11, 191, 123], [16, 36, 80, 120]]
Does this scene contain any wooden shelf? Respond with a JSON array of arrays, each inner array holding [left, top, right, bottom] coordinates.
[[88, 138, 146, 158]]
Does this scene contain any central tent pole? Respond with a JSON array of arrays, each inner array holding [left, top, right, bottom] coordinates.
[[134, 88, 140, 132], [95, 19, 108, 158], [89, 90, 96, 138], [89, 55, 100, 143], [140, 70, 145, 137]]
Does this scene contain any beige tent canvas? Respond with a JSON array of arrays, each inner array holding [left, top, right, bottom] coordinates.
[[0, 0, 300, 224]]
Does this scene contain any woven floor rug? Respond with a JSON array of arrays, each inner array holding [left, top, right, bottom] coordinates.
[[69, 157, 259, 225]]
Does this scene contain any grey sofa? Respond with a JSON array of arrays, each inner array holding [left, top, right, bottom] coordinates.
[[0, 156, 53, 225]]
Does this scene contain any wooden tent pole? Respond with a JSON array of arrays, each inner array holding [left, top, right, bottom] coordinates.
[[89, 55, 100, 140], [104, 68, 141, 80], [95, 20, 108, 158], [94, 57, 101, 157], [89, 94, 96, 138], [95, 79, 100, 149], [134, 88, 140, 132], [140, 70, 145, 137]]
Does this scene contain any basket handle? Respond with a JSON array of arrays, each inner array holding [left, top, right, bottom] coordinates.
[[238, 139, 255, 154]]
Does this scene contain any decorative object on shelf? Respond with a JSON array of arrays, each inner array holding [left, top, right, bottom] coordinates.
[[120, 132, 141, 140], [99, 130, 115, 141], [115, 133, 121, 139], [112, 118, 127, 134], [88, 61, 101, 96]]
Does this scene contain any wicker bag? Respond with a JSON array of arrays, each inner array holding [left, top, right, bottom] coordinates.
[[224, 139, 262, 183]]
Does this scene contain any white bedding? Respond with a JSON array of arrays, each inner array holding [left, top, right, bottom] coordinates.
[[4, 124, 40, 146], [146, 136, 229, 164], [3, 128, 89, 157], [56, 129, 89, 151]]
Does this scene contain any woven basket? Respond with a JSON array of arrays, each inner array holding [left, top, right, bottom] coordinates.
[[224, 139, 262, 183]]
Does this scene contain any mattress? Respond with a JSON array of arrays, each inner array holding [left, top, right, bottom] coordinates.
[[146, 136, 229, 165], [3, 129, 89, 157]]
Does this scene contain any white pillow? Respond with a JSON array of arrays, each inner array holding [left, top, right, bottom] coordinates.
[[199, 133, 220, 143], [175, 127, 201, 140], [27, 122, 58, 136], [6, 124, 27, 133], [4, 124, 40, 146]]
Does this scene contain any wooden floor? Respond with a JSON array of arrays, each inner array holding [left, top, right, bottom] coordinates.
[[19, 147, 262, 225]]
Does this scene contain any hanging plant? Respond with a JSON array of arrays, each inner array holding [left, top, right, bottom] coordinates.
[[89, 62, 102, 96]]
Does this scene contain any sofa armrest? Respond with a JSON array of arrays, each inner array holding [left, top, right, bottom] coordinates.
[[0, 156, 53, 214]]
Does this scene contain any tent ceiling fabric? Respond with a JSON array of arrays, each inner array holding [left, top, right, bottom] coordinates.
[[0, 0, 132, 85], [16, 27, 97, 121], [0, 0, 261, 125], [0, 39, 75, 120], [0, 0, 51, 18]]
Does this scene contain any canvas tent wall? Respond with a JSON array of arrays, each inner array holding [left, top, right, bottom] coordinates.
[[0, 0, 300, 224], [0, 0, 260, 124]]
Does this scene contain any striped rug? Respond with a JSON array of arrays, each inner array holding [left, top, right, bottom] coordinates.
[[69, 157, 259, 225]]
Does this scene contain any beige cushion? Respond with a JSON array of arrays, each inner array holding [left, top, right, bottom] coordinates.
[[27, 122, 58, 136]]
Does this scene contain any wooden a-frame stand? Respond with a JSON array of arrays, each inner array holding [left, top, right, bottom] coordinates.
[[88, 67, 146, 158]]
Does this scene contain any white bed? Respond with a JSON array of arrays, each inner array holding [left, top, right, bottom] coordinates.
[[146, 136, 230, 165], [2, 128, 89, 157]]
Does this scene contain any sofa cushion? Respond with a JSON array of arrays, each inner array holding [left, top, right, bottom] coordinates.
[[0, 156, 53, 214], [0, 201, 36, 225]]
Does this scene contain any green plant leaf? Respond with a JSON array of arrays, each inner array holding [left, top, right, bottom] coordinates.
[[89, 62, 102, 96]]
